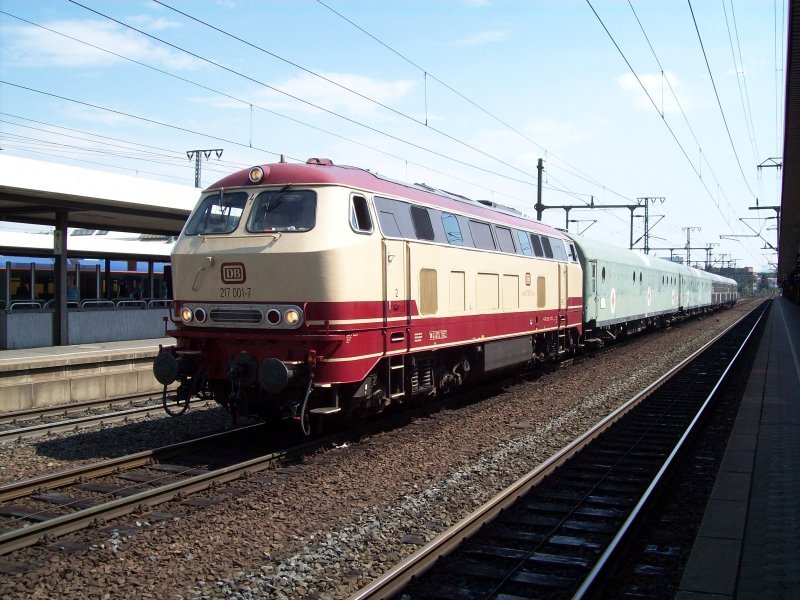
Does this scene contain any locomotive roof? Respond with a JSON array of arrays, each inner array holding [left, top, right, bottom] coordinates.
[[207, 158, 563, 238]]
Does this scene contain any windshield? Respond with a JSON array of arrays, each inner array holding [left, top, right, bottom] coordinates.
[[247, 189, 317, 232], [185, 191, 248, 235]]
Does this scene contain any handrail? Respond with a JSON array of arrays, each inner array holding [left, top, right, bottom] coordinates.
[[80, 299, 115, 310], [43, 299, 80, 310], [114, 299, 147, 310], [8, 301, 43, 312], [146, 299, 172, 309]]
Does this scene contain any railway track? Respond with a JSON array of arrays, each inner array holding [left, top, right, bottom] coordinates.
[[0, 422, 298, 556], [0, 393, 453, 558], [350, 300, 769, 600], [0, 395, 216, 443]]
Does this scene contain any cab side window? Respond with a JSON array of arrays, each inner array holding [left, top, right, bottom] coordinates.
[[350, 195, 372, 233]]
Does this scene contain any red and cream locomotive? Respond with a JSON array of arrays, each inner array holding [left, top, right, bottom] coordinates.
[[153, 158, 584, 431]]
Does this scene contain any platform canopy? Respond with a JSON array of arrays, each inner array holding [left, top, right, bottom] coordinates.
[[0, 155, 198, 236]]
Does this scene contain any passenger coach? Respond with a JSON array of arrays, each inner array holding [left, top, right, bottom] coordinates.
[[569, 235, 738, 345]]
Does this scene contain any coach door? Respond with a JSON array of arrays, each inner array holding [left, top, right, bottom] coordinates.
[[383, 239, 410, 343], [383, 239, 409, 399], [557, 262, 568, 349], [588, 260, 598, 322], [558, 263, 568, 313]]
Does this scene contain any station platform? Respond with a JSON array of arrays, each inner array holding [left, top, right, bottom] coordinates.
[[678, 297, 800, 598], [0, 337, 172, 414]]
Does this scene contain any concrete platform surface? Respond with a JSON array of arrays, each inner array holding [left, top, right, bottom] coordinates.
[[678, 297, 800, 599], [0, 337, 174, 413]]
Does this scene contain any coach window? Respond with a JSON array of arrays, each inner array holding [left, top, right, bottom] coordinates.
[[495, 226, 516, 253], [530, 234, 544, 257], [515, 230, 533, 255], [441, 213, 464, 246], [540, 236, 554, 259], [248, 189, 316, 232], [549, 238, 568, 261], [410, 206, 435, 241], [568, 243, 579, 262], [186, 191, 248, 235], [374, 196, 415, 238], [469, 220, 496, 250], [350, 195, 372, 234]]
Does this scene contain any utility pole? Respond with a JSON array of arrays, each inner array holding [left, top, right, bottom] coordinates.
[[704, 243, 719, 270], [536, 194, 645, 250], [636, 197, 665, 254], [650, 246, 714, 265], [535, 158, 544, 220], [682, 226, 701, 265], [187, 148, 224, 188]]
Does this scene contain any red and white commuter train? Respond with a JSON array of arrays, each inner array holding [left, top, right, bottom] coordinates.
[[153, 158, 738, 431]]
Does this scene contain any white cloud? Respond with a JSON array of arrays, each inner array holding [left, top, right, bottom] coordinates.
[[453, 29, 508, 46], [127, 15, 182, 31], [242, 72, 416, 119], [3, 19, 202, 70], [616, 71, 688, 115]]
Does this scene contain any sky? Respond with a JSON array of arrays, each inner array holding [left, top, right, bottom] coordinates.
[[0, 0, 789, 272]]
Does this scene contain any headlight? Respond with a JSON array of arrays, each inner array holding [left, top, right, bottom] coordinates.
[[248, 166, 264, 183], [180, 306, 194, 323], [194, 307, 207, 323], [266, 309, 282, 325], [284, 308, 301, 325]]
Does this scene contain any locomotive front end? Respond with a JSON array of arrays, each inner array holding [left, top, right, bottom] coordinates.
[[154, 161, 382, 431]]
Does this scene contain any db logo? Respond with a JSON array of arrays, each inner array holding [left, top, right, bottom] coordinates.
[[220, 262, 246, 284]]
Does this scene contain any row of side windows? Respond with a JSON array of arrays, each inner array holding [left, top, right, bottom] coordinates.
[[374, 196, 577, 263]]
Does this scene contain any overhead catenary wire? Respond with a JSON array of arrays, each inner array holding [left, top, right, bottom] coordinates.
[[586, 0, 764, 267], [687, 0, 758, 200], [0, 4, 772, 266], [313, 0, 635, 203], [0, 111, 250, 168], [0, 9, 588, 212], [626, 1, 740, 222], [586, 0, 739, 234], [722, 0, 760, 166], [67, 0, 539, 187]]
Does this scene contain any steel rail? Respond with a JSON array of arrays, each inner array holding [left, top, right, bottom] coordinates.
[[0, 407, 398, 556], [0, 392, 188, 426], [0, 394, 164, 426], [348, 301, 766, 600], [0, 398, 215, 443], [0, 443, 295, 556], [0, 423, 263, 504], [573, 300, 769, 598]]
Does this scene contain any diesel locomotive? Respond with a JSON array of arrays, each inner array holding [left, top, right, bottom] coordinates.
[[153, 158, 738, 432]]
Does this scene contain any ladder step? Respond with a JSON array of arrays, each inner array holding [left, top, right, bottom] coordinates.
[[389, 392, 405, 399], [309, 407, 341, 415]]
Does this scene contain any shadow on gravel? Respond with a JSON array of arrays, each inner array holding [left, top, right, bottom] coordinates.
[[30, 406, 235, 461]]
